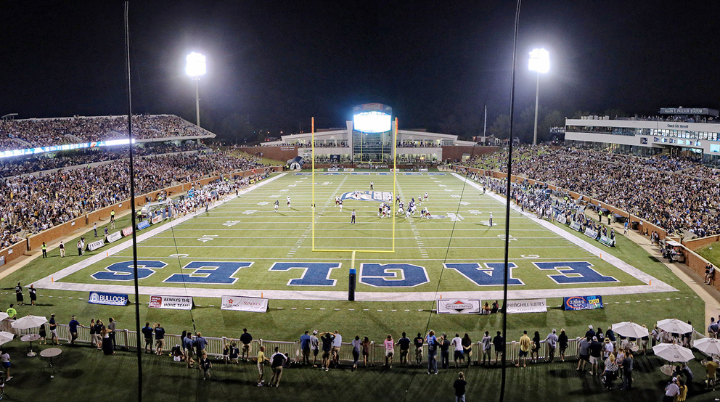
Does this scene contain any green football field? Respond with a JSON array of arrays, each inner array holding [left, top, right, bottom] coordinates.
[[2, 170, 703, 344]]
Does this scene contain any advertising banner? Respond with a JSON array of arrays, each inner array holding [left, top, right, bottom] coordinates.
[[137, 220, 150, 230], [557, 214, 567, 224], [437, 299, 481, 314], [148, 295, 193, 310], [569, 221, 582, 232], [122, 226, 133, 236], [151, 215, 162, 225], [505, 299, 547, 314], [106, 231, 122, 243], [563, 295, 604, 311], [221, 296, 268, 313], [86, 239, 105, 251], [88, 291, 129, 306], [584, 228, 598, 239]]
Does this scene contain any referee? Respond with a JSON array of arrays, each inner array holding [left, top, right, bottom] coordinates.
[[351, 209, 356, 225]]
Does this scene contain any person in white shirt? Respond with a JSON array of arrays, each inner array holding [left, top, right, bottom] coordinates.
[[481, 331, 492, 365], [451, 334, 464, 367], [663, 377, 680, 401], [545, 329, 559, 363], [331, 330, 342, 366]]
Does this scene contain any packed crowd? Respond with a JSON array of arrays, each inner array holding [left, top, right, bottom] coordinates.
[[459, 146, 720, 237], [0, 142, 206, 178], [0, 151, 264, 248], [0, 115, 212, 150]]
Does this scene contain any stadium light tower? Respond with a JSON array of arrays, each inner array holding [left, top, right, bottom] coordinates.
[[528, 48, 549, 146], [186, 52, 206, 127]]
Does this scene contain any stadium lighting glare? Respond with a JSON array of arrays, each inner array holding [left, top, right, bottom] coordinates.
[[185, 52, 206, 77], [529, 48, 549, 146], [186, 52, 206, 127], [353, 111, 392, 133]]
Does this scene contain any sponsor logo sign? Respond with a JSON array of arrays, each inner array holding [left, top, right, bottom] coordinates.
[[137, 220, 150, 230], [221, 296, 268, 313], [87, 239, 105, 251], [505, 299, 546, 314], [563, 295, 604, 311], [122, 226, 133, 236], [106, 231, 122, 243], [88, 291, 129, 306], [339, 191, 393, 202], [149, 295, 193, 310], [437, 299, 481, 314], [151, 215, 162, 224], [557, 214, 567, 224]]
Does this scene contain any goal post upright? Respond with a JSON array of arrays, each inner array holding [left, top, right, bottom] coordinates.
[[311, 117, 315, 250]]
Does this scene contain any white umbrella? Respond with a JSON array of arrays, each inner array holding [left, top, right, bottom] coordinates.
[[657, 319, 693, 334], [0, 312, 8, 321], [611, 322, 649, 338], [653, 343, 695, 363], [0, 332, 13, 346], [10, 315, 47, 330], [693, 338, 720, 356]]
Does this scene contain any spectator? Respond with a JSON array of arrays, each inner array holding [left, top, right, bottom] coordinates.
[[49, 314, 58, 344], [195, 332, 207, 357], [640, 325, 649, 354], [38, 323, 47, 345], [361, 336, 371, 368], [28, 285, 36, 307], [240, 328, 252, 361], [300, 330, 311, 366], [453, 372, 467, 402], [414, 332, 424, 365], [269, 347, 287, 387], [517, 331, 532, 368], [5, 305, 16, 321], [384, 334, 394, 368], [589, 336, 602, 375], [705, 359, 718, 389], [141, 322, 153, 354], [319, 331, 334, 371], [586, 325, 595, 340], [664, 377, 680, 402], [462, 333, 473, 367], [351, 335, 362, 372], [451, 333, 464, 368], [331, 330, 342, 367], [397, 332, 411, 367], [439, 333, 451, 369], [256, 346, 270, 386], [154, 323, 165, 356], [545, 329, 558, 363], [621, 351, 634, 390], [107, 318, 116, 350], [94, 319, 104, 350], [481, 331, 492, 366], [101, 326, 114, 355], [14, 283, 23, 306], [558, 329, 568, 362], [530, 331, 540, 363], [426, 330, 438, 374], [183, 331, 195, 368], [199, 351, 212, 381], [577, 336, 590, 372], [310, 330, 320, 367], [493, 331, 504, 365], [68, 315, 80, 345], [602, 354, 618, 390], [229, 342, 239, 364], [0, 350, 10, 382]]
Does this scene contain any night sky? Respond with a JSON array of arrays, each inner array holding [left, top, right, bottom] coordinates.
[[2, 0, 720, 138]]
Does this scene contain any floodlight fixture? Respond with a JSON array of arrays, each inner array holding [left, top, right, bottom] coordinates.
[[529, 48, 549, 145], [186, 52, 206, 78]]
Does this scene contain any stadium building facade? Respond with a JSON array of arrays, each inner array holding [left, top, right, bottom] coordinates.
[[262, 103, 476, 165], [564, 107, 720, 163]]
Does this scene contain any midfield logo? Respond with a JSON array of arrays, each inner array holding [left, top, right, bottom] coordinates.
[[339, 191, 393, 202]]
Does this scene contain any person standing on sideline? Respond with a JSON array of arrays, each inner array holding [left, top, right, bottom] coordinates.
[[517, 331, 532, 368], [462, 333, 473, 367], [195, 332, 208, 357], [351, 209, 356, 224], [351, 335, 362, 372], [331, 330, 342, 367], [493, 331, 504, 365], [41, 242, 47, 258], [256, 346, 270, 386], [141, 322, 153, 354], [384, 334, 394, 368], [489, 211, 493, 226], [589, 336, 602, 375], [426, 330, 438, 374], [107, 318, 116, 350], [240, 328, 253, 361], [77, 240, 82, 256], [546, 329, 559, 363], [440, 334, 451, 369], [0, 351, 11, 382], [5, 305, 15, 320], [68, 315, 80, 345], [59, 240, 65, 257], [319, 331, 334, 371], [370, 181, 374, 190], [310, 330, 320, 367], [397, 332, 411, 367], [154, 323, 165, 355], [110, 209, 116, 229], [414, 332, 424, 365], [93, 223, 98, 237], [269, 347, 288, 387], [453, 372, 467, 402], [663, 377, 680, 402], [451, 333, 464, 367], [300, 331, 311, 366], [15, 283, 23, 306], [29, 285, 36, 306], [49, 314, 58, 344], [481, 331, 492, 365], [559, 329, 569, 362], [621, 351, 634, 390]]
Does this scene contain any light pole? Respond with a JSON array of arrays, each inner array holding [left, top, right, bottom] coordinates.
[[528, 48, 549, 146], [186, 52, 206, 127]]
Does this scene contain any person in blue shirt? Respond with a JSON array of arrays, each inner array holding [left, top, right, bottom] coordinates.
[[426, 330, 438, 374], [68, 315, 80, 345], [141, 323, 153, 354], [300, 331, 311, 365], [154, 323, 165, 356]]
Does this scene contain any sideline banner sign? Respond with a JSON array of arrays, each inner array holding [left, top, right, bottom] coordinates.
[[437, 299, 481, 314], [86, 239, 105, 251], [122, 226, 133, 236], [137, 220, 150, 230], [221, 296, 268, 313], [564, 295, 604, 311], [106, 231, 122, 243], [151, 215, 162, 225], [88, 291, 129, 306], [149, 295, 193, 310], [505, 299, 546, 314]]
